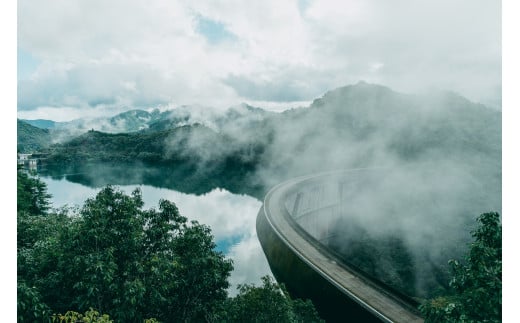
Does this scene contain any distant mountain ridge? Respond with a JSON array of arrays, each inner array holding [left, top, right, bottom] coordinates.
[[21, 119, 60, 129], [37, 81, 501, 180], [19, 83, 501, 171], [20, 103, 274, 146]]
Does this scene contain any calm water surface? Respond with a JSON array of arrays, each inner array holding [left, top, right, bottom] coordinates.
[[41, 176, 272, 295]]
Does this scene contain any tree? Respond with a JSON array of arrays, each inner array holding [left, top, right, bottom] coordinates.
[[17, 168, 59, 322], [225, 276, 324, 323], [17, 281, 52, 322], [420, 212, 501, 322], [18, 183, 322, 322], [18, 185, 233, 322], [17, 168, 51, 215], [58, 186, 147, 320], [51, 308, 113, 323], [166, 221, 233, 322]]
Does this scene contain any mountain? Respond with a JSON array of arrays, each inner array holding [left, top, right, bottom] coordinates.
[[146, 104, 274, 132], [39, 81, 501, 186], [257, 81, 501, 180], [17, 119, 52, 153], [26, 104, 273, 144], [106, 109, 164, 131], [52, 109, 167, 135], [39, 82, 501, 208], [21, 119, 59, 129]]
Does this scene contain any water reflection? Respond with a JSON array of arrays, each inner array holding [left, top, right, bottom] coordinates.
[[41, 163, 265, 199], [41, 176, 271, 295]]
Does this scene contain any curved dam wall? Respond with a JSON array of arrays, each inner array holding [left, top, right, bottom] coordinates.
[[256, 169, 424, 323]]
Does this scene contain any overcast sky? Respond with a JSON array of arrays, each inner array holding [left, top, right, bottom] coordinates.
[[16, 0, 501, 121]]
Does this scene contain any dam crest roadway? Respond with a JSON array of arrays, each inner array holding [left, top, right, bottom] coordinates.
[[256, 168, 424, 323]]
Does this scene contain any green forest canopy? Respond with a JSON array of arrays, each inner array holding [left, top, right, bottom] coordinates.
[[17, 170, 323, 322]]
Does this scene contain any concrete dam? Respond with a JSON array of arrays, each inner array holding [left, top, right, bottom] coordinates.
[[256, 169, 425, 323]]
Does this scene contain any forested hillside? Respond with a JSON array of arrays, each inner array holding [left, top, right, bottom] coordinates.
[[17, 119, 52, 153]]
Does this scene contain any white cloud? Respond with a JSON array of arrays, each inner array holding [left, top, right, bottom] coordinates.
[[18, 0, 501, 119], [226, 234, 272, 296]]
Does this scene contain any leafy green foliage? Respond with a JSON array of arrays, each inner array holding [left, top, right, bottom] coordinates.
[[17, 169, 51, 215], [224, 276, 324, 323], [17, 281, 52, 322], [420, 212, 502, 322], [51, 308, 113, 323], [17, 185, 232, 322], [17, 170, 322, 322]]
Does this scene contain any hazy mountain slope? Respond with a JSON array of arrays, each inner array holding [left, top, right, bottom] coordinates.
[[51, 109, 166, 135], [32, 104, 273, 144], [21, 119, 58, 129], [256, 81, 501, 182], [106, 109, 164, 131], [17, 119, 52, 153], [46, 124, 211, 164], [43, 123, 263, 178]]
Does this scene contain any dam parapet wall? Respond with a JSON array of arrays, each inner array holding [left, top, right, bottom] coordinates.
[[257, 169, 424, 322]]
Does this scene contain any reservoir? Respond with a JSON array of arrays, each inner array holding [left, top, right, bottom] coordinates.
[[40, 175, 272, 295]]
